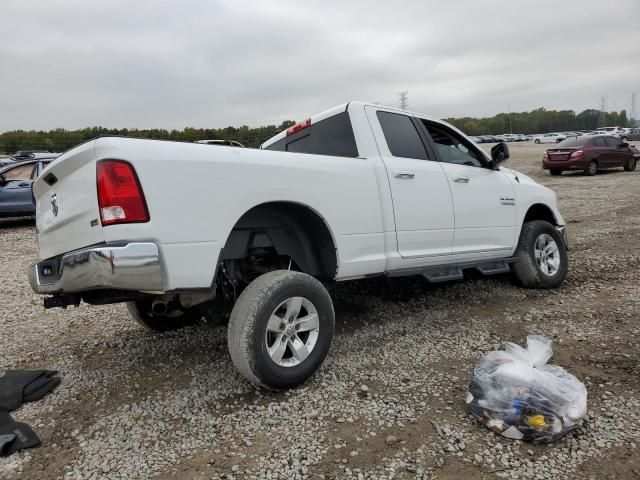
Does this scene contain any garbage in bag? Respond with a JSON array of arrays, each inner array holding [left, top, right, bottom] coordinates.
[[466, 335, 587, 443]]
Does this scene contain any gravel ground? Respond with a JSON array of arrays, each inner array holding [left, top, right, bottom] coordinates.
[[1, 142, 639, 479]]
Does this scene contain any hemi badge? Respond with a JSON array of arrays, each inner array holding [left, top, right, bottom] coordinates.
[[90, 219, 99, 227]]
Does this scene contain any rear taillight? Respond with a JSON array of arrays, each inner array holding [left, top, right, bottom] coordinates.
[[543, 151, 549, 160], [97, 159, 149, 226], [570, 150, 584, 160], [286, 118, 311, 136]]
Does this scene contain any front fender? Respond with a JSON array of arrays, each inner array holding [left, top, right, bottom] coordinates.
[[504, 169, 565, 229]]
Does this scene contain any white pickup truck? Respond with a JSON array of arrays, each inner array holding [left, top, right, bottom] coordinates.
[[29, 102, 568, 389]]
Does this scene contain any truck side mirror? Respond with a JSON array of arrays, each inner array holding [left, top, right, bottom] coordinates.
[[0, 174, 6, 186], [489, 142, 510, 169]]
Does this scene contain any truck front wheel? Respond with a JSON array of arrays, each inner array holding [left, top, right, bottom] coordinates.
[[513, 220, 568, 289], [227, 270, 335, 389]]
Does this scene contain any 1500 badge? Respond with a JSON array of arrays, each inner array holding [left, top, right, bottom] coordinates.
[[500, 196, 515, 206]]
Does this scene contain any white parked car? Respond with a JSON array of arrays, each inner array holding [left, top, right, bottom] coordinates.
[[533, 133, 567, 144], [595, 127, 628, 141], [29, 102, 568, 389]]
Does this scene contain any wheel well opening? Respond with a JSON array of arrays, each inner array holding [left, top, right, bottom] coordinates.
[[221, 202, 338, 280], [523, 204, 557, 226]]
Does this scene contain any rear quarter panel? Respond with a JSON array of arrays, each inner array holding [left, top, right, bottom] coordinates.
[[93, 137, 386, 289]]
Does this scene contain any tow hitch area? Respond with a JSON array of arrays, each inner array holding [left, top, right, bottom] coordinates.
[[44, 295, 81, 309]]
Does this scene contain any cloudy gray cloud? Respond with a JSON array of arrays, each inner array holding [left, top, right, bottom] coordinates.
[[1, 0, 638, 132]]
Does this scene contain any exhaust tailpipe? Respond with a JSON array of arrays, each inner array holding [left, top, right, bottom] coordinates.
[[151, 300, 168, 316]]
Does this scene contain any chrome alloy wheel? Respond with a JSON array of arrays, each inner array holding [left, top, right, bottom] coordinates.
[[265, 297, 319, 367], [534, 234, 560, 276]]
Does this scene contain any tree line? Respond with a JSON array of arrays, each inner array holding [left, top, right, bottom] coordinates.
[[0, 122, 296, 154], [445, 108, 631, 137], [0, 108, 633, 154]]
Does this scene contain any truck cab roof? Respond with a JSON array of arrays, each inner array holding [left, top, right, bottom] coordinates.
[[261, 101, 443, 150]]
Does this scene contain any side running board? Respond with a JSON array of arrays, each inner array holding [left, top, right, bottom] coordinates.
[[387, 257, 516, 283]]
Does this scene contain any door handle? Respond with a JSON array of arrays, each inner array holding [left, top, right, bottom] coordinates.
[[394, 170, 415, 179], [453, 176, 469, 183]]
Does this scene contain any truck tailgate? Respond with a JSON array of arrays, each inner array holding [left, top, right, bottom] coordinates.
[[33, 140, 105, 259]]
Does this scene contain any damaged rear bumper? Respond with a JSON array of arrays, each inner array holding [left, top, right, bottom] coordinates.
[[28, 242, 164, 295]]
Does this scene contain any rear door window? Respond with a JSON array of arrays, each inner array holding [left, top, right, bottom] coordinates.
[[266, 112, 358, 158], [604, 137, 622, 147], [593, 137, 607, 147], [376, 111, 428, 160], [3, 163, 35, 181]]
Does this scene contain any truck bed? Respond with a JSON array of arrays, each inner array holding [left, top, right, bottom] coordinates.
[[33, 136, 386, 291]]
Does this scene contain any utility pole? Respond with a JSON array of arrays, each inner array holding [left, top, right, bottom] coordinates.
[[507, 104, 513, 134], [600, 97, 607, 127], [632, 92, 638, 125], [398, 91, 408, 110]]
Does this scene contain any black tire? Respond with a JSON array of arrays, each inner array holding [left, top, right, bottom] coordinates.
[[513, 220, 568, 289], [227, 270, 334, 390], [127, 299, 203, 332], [624, 157, 637, 172], [621, 137, 628, 143], [550, 169, 562, 176], [555, 138, 562, 143], [534, 139, 541, 144], [584, 160, 597, 176]]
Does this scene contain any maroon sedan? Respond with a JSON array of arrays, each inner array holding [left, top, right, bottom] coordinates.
[[542, 135, 638, 176]]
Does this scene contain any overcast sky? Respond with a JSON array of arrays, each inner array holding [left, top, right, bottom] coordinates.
[[1, 0, 639, 132]]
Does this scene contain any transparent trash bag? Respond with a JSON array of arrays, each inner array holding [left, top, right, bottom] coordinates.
[[466, 335, 587, 443]]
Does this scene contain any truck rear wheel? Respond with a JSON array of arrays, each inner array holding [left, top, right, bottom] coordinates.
[[127, 299, 203, 332], [227, 270, 334, 390], [513, 220, 568, 289]]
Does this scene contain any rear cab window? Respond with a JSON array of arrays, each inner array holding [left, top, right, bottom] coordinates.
[[557, 138, 585, 148], [264, 111, 358, 158]]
